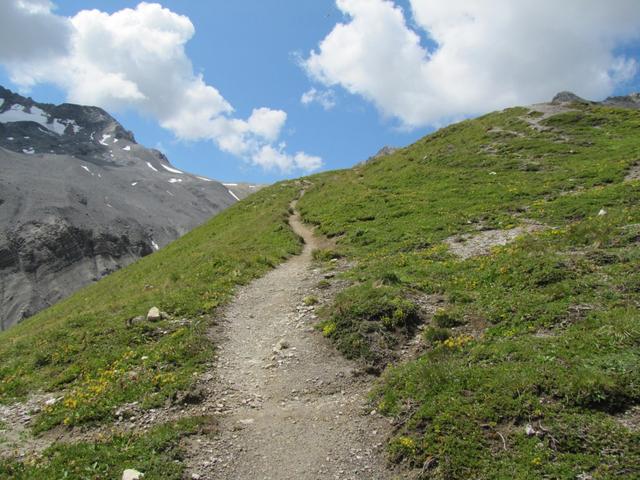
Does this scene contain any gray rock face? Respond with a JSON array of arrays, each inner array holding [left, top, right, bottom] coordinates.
[[551, 91, 589, 104], [602, 92, 640, 110], [0, 86, 243, 329], [551, 90, 640, 109], [371, 146, 398, 159], [359, 146, 398, 166]]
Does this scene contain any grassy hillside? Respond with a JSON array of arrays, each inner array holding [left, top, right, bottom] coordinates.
[[298, 104, 640, 478], [1, 101, 639, 478], [0, 181, 302, 477]]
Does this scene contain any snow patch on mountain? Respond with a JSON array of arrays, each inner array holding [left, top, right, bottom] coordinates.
[[0, 104, 80, 136], [227, 188, 240, 201], [161, 164, 183, 174]]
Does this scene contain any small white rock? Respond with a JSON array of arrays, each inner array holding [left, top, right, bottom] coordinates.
[[525, 424, 536, 436], [597, 208, 607, 216], [146, 306, 161, 321], [122, 469, 144, 480]]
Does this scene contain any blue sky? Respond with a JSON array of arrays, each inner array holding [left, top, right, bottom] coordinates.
[[1, 1, 639, 183]]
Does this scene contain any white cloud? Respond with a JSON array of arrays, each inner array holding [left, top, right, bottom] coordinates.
[[0, 0, 71, 63], [0, 1, 321, 173], [247, 107, 288, 142], [252, 144, 323, 173], [303, 0, 640, 127], [301, 87, 336, 110], [292, 151, 324, 171]]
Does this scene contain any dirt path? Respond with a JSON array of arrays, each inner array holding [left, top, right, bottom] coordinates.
[[184, 200, 394, 479]]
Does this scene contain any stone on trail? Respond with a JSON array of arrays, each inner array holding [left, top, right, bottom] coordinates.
[[273, 338, 290, 352]]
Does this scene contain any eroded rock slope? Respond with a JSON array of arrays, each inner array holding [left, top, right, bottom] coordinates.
[[0, 86, 252, 329]]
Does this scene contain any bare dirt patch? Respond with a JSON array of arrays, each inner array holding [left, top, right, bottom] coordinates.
[[616, 405, 640, 432], [521, 103, 577, 132], [625, 163, 640, 182], [445, 223, 546, 260], [0, 393, 59, 459]]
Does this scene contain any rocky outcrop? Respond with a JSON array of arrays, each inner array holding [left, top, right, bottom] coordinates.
[[551, 91, 589, 104], [602, 92, 640, 110], [551, 90, 640, 109], [370, 146, 398, 160], [358, 146, 399, 166], [0, 86, 244, 329]]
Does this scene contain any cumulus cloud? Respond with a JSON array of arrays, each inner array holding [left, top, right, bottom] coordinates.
[[252, 144, 323, 172], [301, 87, 336, 110], [303, 0, 640, 127], [0, 1, 321, 173], [0, 0, 72, 63]]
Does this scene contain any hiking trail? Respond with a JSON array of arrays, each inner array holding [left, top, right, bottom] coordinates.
[[184, 198, 394, 479]]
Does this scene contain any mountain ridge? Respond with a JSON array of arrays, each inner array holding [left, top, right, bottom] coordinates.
[[0, 86, 257, 329]]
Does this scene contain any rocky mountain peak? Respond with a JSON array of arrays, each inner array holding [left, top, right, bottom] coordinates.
[[361, 145, 398, 165], [0, 85, 258, 329], [549, 90, 640, 110], [551, 91, 589, 104], [0, 87, 136, 162], [602, 92, 640, 109]]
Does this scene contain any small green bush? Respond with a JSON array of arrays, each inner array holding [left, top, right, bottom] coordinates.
[[433, 308, 464, 328], [303, 295, 319, 306], [320, 283, 420, 363], [312, 249, 342, 262], [423, 326, 451, 345]]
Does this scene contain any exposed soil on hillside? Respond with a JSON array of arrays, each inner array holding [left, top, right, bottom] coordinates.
[[626, 162, 640, 182], [445, 222, 546, 260]]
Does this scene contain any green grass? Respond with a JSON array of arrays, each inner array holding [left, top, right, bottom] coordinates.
[[0, 181, 302, 431], [0, 416, 213, 479], [2, 101, 640, 478], [316, 282, 421, 369], [298, 104, 640, 478]]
